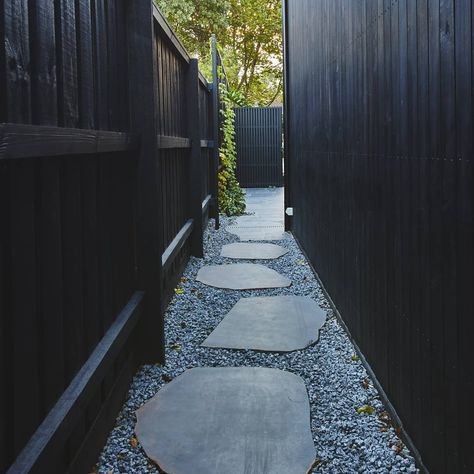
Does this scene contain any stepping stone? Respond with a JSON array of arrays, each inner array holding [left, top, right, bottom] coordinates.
[[221, 242, 288, 260], [202, 296, 327, 352], [196, 263, 291, 290], [233, 215, 284, 226], [226, 225, 287, 241], [135, 367, 316, 474]]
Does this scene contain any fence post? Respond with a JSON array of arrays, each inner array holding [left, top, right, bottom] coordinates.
[[126, 0, 165, 363], [211, 34, 220, 229], [282, 0, 292, 231], [186, 59, 204, 257]]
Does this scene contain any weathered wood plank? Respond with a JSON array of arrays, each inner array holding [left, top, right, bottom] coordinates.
[[0, 124, 138, 159], [75, 0, 95, 129], [3, 0, 31, 123], [157, 135, 191, 149], [55, 0, 79, 127], [29, 0, 57, 125]]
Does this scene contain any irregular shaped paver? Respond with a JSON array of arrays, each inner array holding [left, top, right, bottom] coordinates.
[[196, 263, 291, 290], [135, 367, 316, 474], [226, 225, 287, 241], [221, 242, 288, 260], [202, 296, 327, 352]]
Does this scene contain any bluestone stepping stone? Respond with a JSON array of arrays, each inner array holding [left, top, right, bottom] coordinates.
[[135, 367, 316, 474], [202, 296, 327, 352], [221, 242, 288, 260], [196, 263, 291, 290], [226, 225, 287, 241]]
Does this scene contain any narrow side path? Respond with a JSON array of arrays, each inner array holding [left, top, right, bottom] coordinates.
[[96, 190, 418, 474]]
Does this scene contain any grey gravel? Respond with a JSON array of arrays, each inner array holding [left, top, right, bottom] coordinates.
[[96, 216, 419, 474]]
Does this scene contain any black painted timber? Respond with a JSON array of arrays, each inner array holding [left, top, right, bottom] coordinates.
[[6, 293, 144, 474], [210, 35, 221, 229], [186, 59, 204, 257], [284, 1, 473, 472], [235, 107, 283, 188], [0, 124, 138, 159], [0, 0, 225, 472]]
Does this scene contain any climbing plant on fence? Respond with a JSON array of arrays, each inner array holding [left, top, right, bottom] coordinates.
[[218, 68, 246, 216]]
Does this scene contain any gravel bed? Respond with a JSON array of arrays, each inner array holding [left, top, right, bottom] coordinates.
[[96, 216, 418, 474]]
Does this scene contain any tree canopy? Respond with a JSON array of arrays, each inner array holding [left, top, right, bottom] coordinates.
[[155, 0, 283, 106]]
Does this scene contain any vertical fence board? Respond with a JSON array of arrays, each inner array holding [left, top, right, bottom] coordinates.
[[75, 0, 95, 129], [29, 0, 58, 125], [55, 0, 79, 127], [235, 107, 283, 188], [93, 0, 108, 130], [3, 0, 31, 123], [37, 159, 64, 415], [0, 161, 10, 471], [9, 162, 40, 456], [61, 159, 86, 380]]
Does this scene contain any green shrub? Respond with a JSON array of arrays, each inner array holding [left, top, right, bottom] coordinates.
[[218, 71, 246, 216]]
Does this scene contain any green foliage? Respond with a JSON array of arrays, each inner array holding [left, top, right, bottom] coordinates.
[[218, 74, 246, 216], [227, 88, 251, 108], [154, 0, 282, 106]]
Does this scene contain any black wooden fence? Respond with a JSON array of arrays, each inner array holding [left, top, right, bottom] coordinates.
[[0, 2, 224, 472], [284, 1, 473, 472], [235, 107, 283, 188]]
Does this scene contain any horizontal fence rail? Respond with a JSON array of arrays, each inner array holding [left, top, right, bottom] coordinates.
[[0, 1, 225, 472], [284, 0, 473, 473]]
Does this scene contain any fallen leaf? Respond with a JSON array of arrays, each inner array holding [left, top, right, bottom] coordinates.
[[170, 343, 181, 351], [361, 377, 370, 389], [174, 288, 184, 294], [357, 404, 375, 415]]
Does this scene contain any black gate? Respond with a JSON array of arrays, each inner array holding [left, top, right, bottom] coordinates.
[[235, 107, 283, 187]]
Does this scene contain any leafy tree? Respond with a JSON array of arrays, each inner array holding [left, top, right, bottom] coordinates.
[[155, 0, 282, 106]]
